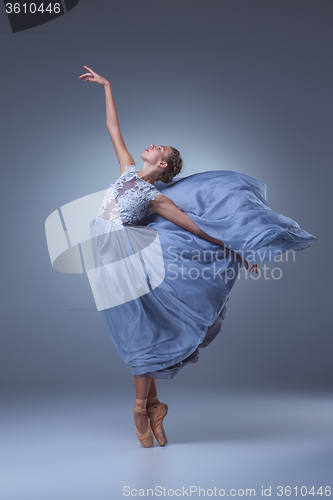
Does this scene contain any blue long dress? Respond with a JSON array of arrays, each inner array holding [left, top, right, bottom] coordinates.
[[89, 166, 317, 380]]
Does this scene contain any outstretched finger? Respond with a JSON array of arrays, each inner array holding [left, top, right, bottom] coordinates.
[[249, 266, 255, 275], [79, 73, 91, 78], [83, 65, 95, 75]]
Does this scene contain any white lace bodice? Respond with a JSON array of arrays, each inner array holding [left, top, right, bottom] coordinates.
[[97, 165, 161, 225]]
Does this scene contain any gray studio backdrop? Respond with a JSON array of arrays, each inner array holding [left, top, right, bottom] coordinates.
[[1, 0, 331, 394]]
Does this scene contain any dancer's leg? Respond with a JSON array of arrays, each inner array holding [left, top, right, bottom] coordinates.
[[133, 375, 152, 434], [147, 377, 160, 409], [134, 375, 152, 399], [147, 378, 158, 399]]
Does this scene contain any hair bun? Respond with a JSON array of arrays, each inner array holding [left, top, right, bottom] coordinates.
[[160, 147, 183, 183]]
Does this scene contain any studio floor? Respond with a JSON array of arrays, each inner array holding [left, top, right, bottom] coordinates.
[[1, 387, 332, 499]]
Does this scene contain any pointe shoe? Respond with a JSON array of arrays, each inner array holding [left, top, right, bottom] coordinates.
[[133, 402, 154, 448], [147, 399, 168, 446]]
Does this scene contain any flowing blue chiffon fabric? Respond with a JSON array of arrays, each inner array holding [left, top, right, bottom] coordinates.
[[98, 170, 317, 379]]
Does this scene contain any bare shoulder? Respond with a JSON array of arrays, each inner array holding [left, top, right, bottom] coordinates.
[[148, 194, 175, 213]]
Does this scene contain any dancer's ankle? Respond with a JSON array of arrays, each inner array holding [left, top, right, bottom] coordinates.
[[147, 395, 159, 407], [133, 398, 148, 411]]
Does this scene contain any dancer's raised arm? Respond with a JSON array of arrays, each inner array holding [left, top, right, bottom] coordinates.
[[79, 66, 134, 176]]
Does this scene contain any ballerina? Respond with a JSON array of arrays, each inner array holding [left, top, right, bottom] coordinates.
[[79, 65, 316, 448]]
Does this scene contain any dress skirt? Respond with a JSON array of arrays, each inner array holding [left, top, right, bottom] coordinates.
[[89, 169, 317, 380]]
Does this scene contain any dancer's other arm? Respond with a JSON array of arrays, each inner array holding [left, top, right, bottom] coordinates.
[[150, 195, 258, 275], [149, 195, 225, 246], [79, 66, 134, 176]]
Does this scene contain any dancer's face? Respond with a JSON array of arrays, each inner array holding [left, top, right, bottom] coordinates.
[[141, 144, 172, 166]]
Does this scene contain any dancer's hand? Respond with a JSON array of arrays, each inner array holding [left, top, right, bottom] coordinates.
[[241, 257, 258, 275], [79, 65, 108, 86]]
